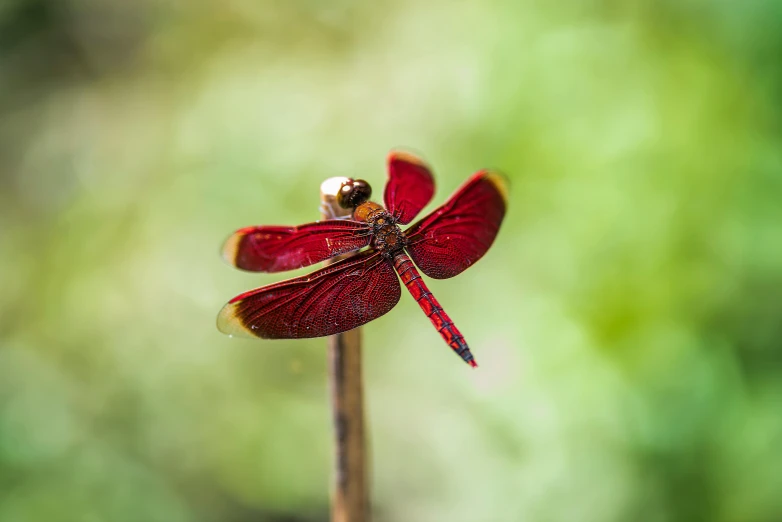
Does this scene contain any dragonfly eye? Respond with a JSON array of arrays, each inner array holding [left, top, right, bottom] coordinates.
[[337, 179, 372, 209]]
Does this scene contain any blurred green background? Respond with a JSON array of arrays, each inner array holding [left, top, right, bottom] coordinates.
[[2, 0, 782, 521]]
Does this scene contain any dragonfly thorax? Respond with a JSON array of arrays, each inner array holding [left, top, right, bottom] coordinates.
[[370, 212, 406, 257], [351, 202, 406, 256]]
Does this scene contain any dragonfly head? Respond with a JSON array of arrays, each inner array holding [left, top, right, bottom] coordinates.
[[337, 178, 372, 209]]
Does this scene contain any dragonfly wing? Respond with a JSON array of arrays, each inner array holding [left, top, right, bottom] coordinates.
[[383, 150, 435, 225], [405, 170, 508, 279], [217, 249, 400, 339], [222, 220, 372, 272]]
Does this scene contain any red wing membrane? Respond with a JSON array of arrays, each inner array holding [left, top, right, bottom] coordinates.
[[222, 220, 372, 272], [217, 250, 400, 339], [383, 150, 435, 225], [405, 170, 508, 279]]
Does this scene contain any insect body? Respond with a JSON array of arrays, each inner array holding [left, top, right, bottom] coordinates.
[[218, 151, 508, 367]]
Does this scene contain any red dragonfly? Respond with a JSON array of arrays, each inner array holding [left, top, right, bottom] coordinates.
[[217, 151, 507, 367]]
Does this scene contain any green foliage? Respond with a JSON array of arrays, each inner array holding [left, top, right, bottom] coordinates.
[[1, 1, 781, 521]]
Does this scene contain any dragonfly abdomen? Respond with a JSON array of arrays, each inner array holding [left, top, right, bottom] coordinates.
[[392, 253, 477, 367]]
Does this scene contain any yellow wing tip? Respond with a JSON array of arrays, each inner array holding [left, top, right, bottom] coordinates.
[[221, 232, 242, 266], [387, 149, 430, 169], [479, 169, 510, 206], [216, 301, 256, 339]]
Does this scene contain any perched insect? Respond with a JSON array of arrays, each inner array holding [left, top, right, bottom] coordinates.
[[217, 151, 508, 367]]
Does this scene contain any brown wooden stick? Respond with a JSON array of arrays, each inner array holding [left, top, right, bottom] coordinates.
[[320, 178, 369, 522]]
